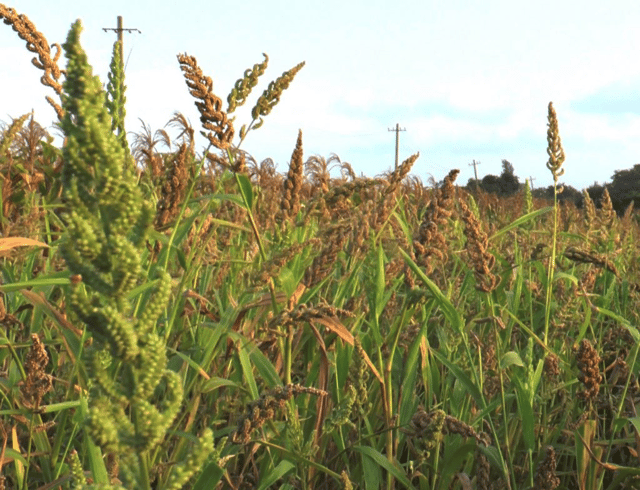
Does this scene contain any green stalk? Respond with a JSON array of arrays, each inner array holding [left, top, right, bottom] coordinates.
[[543, 186, 559, 344]]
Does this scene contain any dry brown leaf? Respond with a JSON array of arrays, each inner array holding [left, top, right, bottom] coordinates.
[[19, 289, 84, 337], [575, 429, 620, 471], [0, 237, 48, 256], [312, 316, 383, 383]]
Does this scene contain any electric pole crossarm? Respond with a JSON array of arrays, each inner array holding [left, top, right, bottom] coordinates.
[[102, 16, 141, 56]]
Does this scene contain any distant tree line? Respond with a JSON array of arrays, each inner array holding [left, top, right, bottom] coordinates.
[[464, 160, 640, 215]]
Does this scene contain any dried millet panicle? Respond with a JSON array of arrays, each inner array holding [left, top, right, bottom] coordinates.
[[546, 101, 565, 184], [231, 384, 327, 444], [413, 168, 459, 272], [576, 339, 602, 402], [227, 53, 269, 114], [459, 198, 499, 293], [534, 446, 561, 490], [255, 241, 306, 282], [303, 222, 350, 288], [403, 408, 446, 457], [0, 5, 64, 119], [0, 113, 31, 156], [21, 333, 53, 408], [599, 187, 616, 227], [281, 129, 304, 220], [372, 153, 420, 230], [177, 53, 234, 150], [251, 60, 305, 128], [155, 142, 190, 228], [564, 246, 619, 277], [384, 152, 419, 196], [544, 353, 561, 379]]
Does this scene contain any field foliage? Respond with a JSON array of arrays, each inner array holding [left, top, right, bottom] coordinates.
[[1, 5, 640, 490]]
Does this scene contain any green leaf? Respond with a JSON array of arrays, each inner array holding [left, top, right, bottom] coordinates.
[[512, 376, 535, 451], [192, 461, 224, 490], [3, 448, 28, 466], [78, 398, 109, 484], [489, 206, 553, 241], [201, 377, 244, 394], [400, 248, 463, 333], [257, 460, 295, 490], [176, 247, 188, 270], [236, 338, 259, 400], [228, 331, 283, 390], [236, 173, 254, 211], [398, 313, 431, 427], [247, 341, 283, 389], [628, 416, 640, 435], [278, 266, 297, 298], [257, 440, 342, 481], [500, 351, 525, 370], [353, 446, 417, 490], [361, 449, 381, 490], [592, 306, 640, 343], [439, 443, 479, 486], [0, 273, 70, 293], [432, 349, 484, 409]]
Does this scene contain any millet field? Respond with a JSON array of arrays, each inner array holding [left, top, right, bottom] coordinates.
[[1, 4, 640, 490]]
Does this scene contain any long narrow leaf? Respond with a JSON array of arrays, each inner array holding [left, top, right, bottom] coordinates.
[[432, 349, 485, 409], [399, 248, 463, 333], [256, 460, 295, 490], [352, 445, 417, 490], [489, 206, 553, 241]]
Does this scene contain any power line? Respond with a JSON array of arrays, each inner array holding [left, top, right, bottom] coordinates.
[[388, 123, 406, 169]]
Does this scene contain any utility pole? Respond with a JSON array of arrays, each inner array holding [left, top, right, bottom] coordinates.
[[388, 123, 406, 169], [469, 159, 481, 182], [102, 16, 141, 60], [528, 176, 536, 190]]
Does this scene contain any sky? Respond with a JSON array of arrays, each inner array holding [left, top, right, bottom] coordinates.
[[3, 0, 640, 190]]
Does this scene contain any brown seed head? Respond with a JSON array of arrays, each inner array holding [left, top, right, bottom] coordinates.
[[251, 61, 305, 125], [227, 53, 269, 114], [582, 189, 597, 230], [413, 168, 459, 273], [231, 384, 327, 444], [576, 339, 602, 403], [459, 198, 499, 293], [544, 353, 561, 379], [281, 129, 304, 220], [155, 143, 190, 228], [177, 53, 234, 150], [546, 102, 565, 184], [599, 187, 616, 228], [20, 333, 53, 408], [384, 152, 420, 196], [0, 6, 64, 120], [564, 246, 619, 277], [534, 446, 561, 490]]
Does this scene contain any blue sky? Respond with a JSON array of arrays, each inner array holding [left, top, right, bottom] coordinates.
[[3, 0, 640, 190]]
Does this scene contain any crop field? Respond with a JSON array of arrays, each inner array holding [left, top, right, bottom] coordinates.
[[2, 4, 640, 490]]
